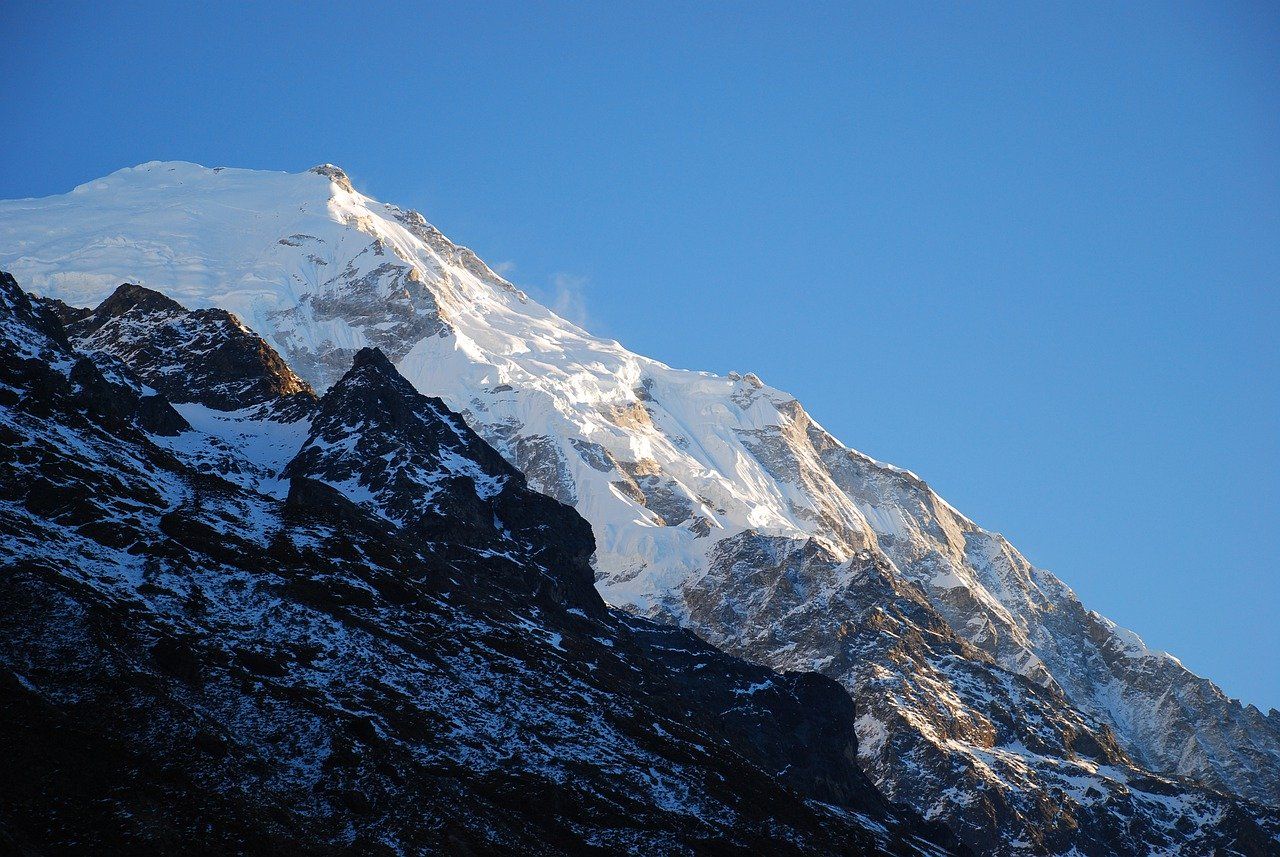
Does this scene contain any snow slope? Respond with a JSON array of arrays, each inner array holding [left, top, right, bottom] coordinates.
[[3, 162, 1278, 852]]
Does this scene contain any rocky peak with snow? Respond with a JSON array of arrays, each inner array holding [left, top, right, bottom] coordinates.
[[75, 280, 186, 320], [2, 164, 1279, 854], [284, 345, 602, 615], [1, 270, 70, 352], [59, 282, 315, 416], [1, 271, 188, 438]]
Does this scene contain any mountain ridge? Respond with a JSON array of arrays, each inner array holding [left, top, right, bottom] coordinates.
[[0, 268, 958, 854], [2, 162, 1277, 854]]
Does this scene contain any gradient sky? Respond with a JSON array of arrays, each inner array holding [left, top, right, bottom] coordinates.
[[3, 2, 1277, 709]]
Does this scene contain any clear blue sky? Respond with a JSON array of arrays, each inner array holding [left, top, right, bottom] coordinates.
[[3, 2, 1277, 709]]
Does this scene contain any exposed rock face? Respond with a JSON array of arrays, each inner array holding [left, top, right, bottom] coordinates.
[[31, 281, 321, 499], [681, 532, 1280, 854], [283, 346, 601, 614], [0, 271, 955, 855], [57, 282, 316, 416], [0, 272, 189, 439], [266, 233, 451, 391], [2, 163, 1279, 854], [310, 162, 356, 194]]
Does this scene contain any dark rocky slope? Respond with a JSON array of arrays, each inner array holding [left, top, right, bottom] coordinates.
[[0, 272, 956, 855], [56, 282, 316, 415]]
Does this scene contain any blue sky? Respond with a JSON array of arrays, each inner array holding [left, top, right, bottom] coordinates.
[[2, 2, 1277, 709]]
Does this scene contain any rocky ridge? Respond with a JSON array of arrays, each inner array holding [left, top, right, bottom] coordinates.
[[0, 270, 955, 855]]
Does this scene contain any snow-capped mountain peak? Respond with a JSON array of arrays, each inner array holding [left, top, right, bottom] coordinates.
[[2, 163, 1278, 854]]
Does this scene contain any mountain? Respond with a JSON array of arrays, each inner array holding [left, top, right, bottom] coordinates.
[[57, 281, 315, 414], [36, 281, 320, 499], [2, 162, 1278, 854], [0, 270, 954, 854]]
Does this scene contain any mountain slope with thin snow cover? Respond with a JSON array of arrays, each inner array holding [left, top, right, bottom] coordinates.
[[2, 163, 1278, 854]]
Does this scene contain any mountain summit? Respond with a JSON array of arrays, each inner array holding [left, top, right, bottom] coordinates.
[[2, 163, 1278, 854]]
